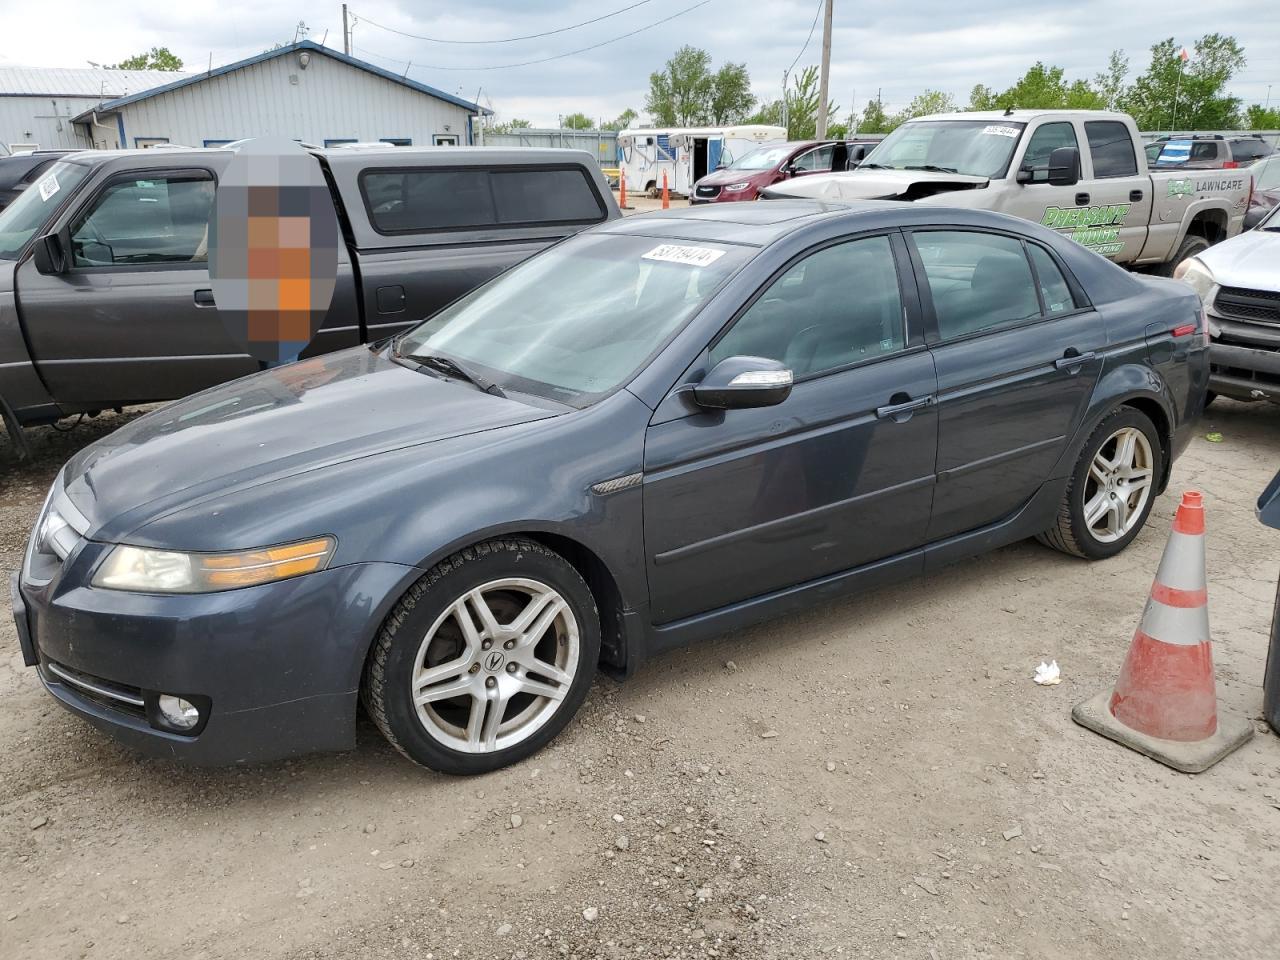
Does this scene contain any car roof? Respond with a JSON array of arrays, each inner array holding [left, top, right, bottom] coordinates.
[[319, 146, 599, 170]]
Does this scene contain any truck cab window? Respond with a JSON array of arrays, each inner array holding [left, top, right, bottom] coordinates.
[[71, 173, 215, 267], [1020, 122, 1079, 176], [1085, 121, 1138, 179]]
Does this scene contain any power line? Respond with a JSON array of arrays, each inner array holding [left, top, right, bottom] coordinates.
[[355, 0, 659, 44], [786, 0, 825, 78], [352, 0, 712, 72]]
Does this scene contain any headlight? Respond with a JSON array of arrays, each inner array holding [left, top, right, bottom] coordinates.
[[1173, 257, 1215, 300], [92, 536, 336, 593], [723, 182, 752, 192]]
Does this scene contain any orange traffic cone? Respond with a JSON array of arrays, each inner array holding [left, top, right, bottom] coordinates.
[[1073, 491, 1253, 772], [619, 169, 630, 210], [661, 170, 670, 209]]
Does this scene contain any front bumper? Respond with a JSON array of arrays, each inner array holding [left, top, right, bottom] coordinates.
[[1208, 314, 1280, 403], [16, 557, 415, 765]]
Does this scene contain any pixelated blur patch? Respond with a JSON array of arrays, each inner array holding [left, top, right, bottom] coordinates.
[[209, 138, 339, 365]]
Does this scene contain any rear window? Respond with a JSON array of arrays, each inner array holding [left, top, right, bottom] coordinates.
[[1230, 139, 1272, 163], [360, 165, 606, 234]]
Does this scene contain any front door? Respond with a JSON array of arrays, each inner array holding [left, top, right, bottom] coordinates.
[[16, 167, 259, 405], [908, 228, 1106, 541], [642, 232, 939, 624]]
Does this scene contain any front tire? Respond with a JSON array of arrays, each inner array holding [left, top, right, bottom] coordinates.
[[1156, 233, 1211, 277], [1037, 408, 1164, 560], [362, 539, 600, 775]]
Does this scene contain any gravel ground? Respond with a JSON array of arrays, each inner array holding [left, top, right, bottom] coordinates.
[[2, 399, 1279, 960]]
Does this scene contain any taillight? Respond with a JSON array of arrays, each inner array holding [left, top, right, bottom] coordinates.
[[1171, 323, 1197, 338], [1224, 160, 1239, 169]]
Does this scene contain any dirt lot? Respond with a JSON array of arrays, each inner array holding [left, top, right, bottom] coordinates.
[[2, 400, 1279, 960]]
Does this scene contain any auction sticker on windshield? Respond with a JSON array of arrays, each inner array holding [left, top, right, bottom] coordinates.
[[36, 172, 59, 202], [981, 125, 1021, 138], [643, 244, 725, 267]]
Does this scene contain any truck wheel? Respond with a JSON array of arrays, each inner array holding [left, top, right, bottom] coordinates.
[[1036, 407, 1164, 560], [645, 182, 659, 199], [1157, 233, 1211, 277], [362, 538, 600, 775]]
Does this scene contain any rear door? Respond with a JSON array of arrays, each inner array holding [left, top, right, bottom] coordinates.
[[15, 165, 261, 405], [908, 228, 1106, 541], [353, 164, 612, 341], [1079, 119, 1153, 262], [642, 231, 938, 623]]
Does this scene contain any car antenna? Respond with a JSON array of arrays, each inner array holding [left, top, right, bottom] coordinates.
[[1004, 105, 1015, 117]]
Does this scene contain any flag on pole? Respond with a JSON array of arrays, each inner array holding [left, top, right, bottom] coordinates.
[[1179, 48, 1190, 62]]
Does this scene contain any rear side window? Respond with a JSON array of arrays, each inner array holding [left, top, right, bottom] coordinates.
[[1028, 245, 1075, 315], [912, 231, 1042, 340], [361, 166, 606, 234], [1086, 121, 1138, 178]]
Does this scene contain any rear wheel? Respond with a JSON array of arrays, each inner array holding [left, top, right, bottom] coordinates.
[[1037, 408, 1164, 560], [362, 539, 600, 775], [1157, 233, 1212, 277]]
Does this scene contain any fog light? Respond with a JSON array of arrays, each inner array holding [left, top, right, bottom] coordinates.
[[157, 695, 200, 730]]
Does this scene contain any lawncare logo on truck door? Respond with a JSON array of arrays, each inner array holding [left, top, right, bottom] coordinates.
[[1041, 203, 1130, 257]]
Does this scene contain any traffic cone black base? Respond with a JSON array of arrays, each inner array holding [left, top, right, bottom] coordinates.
[[1072, 689, 1253, 774]]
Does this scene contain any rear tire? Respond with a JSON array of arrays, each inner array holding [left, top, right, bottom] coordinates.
[[1157, 233, 1212, 277], [362, 538, 600, 775], [1037, 407, 1164, 560]]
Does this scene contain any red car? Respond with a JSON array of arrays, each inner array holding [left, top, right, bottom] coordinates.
[[690, 139, 880, 203]]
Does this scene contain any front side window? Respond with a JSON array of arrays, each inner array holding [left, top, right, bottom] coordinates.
[[1020, 122, 1079, 177], [395, 234, 749, 405], [0, 160, 92, 260], [913, 231, 1042, 340], [70, 172, 214, 266], [361, 167, 605, 234], [1086, 121, 1138, 178], [792, 144, 835, 172], [710, 235, 905, 379]]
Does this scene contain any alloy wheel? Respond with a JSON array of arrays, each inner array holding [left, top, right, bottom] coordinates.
[[1083, 426, 1155, 543], [410, 578, 580, 754]]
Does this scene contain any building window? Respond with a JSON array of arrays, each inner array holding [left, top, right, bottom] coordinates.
[[202, 139, 236, 148], [380, 138, 412, 147], [324, 138, 357, 147], [432, 134, 460, 146], [133, 137, 170, 149]]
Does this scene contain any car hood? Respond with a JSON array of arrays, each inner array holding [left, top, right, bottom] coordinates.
[[1197, 228, 1280, 293], [760, 169, 990, 201], [696, 168, 771, 187], [63, 347, 556, 537]]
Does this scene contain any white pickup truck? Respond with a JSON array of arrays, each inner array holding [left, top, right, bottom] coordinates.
[[762, 110, 1252, 274]]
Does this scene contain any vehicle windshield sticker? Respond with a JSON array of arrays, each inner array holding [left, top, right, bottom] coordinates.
[[642, 244, 725, 267], [37, 172, 59, 202], [1041, 204, 1130, 257], [981, 125, 1021, 138]]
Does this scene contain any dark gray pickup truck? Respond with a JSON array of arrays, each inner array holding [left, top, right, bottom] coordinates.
[[0, 145, 618, 450]]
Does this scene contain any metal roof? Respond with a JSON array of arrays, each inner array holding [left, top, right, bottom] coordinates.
[[91, 41, 490, 115], [0, 66, 193, 98]]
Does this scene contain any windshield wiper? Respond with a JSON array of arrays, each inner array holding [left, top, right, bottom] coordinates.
[[858, 162, 893, 170], [906, 164, 960, 174], [402, 351, 506, 398]]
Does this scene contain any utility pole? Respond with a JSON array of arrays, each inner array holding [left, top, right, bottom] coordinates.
[[815, 0, 834, 139], [781, 69, 790, 136], [342, 4, 351, 56]]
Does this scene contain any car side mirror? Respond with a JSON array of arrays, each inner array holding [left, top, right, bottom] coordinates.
[[1047, 146, 1080, 186], [31, 231, 68, 275], [692, 356, 793, 410]]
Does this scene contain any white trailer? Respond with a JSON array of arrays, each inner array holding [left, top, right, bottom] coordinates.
[[616, 125, 787, 198]]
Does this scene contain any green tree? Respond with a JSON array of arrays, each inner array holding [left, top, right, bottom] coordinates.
[[709, 62, 755, 124], [1122, 35, 1245, 130], [561, 112, 594, 130], [1245, 104, 1280, 130], [967, 84, 998, 111], [858, 97, 895, 134], [784, 66, 840, 140], [110, 46, 184, 71], [487, 118, 533, 135], [746, 99, 784, 127], [1094, 50, 1130, 110], [646, 46, 715, 126], [602, 108, 638, 131], [992, 62, 1103, 110], [899, 88, 958, 120]]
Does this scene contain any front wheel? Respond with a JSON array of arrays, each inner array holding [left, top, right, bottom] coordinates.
[[1037, 408, 1164, 560], [1156, 233, 1211, 277], [362, 539, 600, 775]]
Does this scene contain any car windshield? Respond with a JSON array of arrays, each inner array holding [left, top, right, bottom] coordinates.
[[861, 120, 1025, 178], [729, 146, 794, 171], [1256, 158, 1280, 191], [0, 161, 91, 260], [394, 233, 750, 406]]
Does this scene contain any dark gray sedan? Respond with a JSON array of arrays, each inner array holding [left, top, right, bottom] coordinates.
[[12, 201, 1209, 774]]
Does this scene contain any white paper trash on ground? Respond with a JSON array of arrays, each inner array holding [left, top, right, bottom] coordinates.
[[1033, 660, 1062, 685]]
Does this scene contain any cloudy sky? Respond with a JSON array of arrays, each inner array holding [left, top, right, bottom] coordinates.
[[1, 0, 1277, 125]]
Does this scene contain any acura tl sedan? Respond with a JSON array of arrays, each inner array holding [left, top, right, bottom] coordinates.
[[12, 201, 1208, 775]]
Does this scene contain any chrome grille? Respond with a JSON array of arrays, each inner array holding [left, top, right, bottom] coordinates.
[[43, 659, 147, 719]]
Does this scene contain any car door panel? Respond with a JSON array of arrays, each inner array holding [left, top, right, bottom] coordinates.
[[643, 351, 938, 624]]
